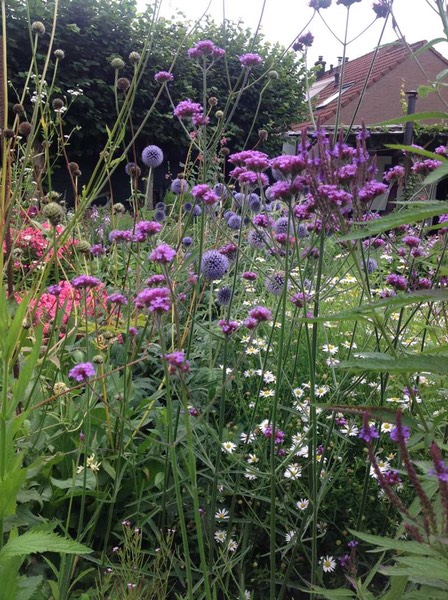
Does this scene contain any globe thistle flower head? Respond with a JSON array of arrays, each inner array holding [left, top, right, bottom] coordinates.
[[239, 53, 263, 68], [142, 145, 164, 168], [150, 68, 172, 85], [54, 49, 65, 60], [337, 0, 361, 6], [214, 183, 229, 199], [111, 57, 125, 69], [227, 215, 242, 230], [31, 21, 45, 35], [154, 209, 166, 223], [217, 286, 232, 306], [274, 217, 291, 234], [183, 202, 193, 213], [170, 178, 189, 194], [249, 195, 261, 213], [192, 204, 202, 217], [182, 237, 193, 247], [43, 202, 65, 226], [248, 229, 267, 249], [265, 272, 288, 296], [125, 162, 141, 177], [128, 51, 140, 64], [201, 250, 229, 280]]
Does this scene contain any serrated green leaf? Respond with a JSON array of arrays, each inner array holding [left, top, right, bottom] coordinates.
[[337, 352, 448, 375], [380, 575, 409, 600], [306, 289, 448, 322], [0, 531, 91, 560], [339, 203, 448, 241], [348, 529, 440, 556], [374, 112, 448, 127]]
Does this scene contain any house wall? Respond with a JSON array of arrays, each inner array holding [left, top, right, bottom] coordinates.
[[328, 50, 448, 127]]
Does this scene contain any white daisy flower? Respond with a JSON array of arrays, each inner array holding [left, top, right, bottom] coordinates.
[[227, 539, 238, 552], [222, 441, 237, 454], [215, 508, 229, 521], [247, 454, 259, 464], [321, 555, 336, 573], [260, 389, 275, 398], [246, 346, 259, 355], [296, 498, 310, 510], [214, 530, 227, 543], [322, 344, 338, 355], [284, 463, 302, 480], [285, 530, 296, 543]]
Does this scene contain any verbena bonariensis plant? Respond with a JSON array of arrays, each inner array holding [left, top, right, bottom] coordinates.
[[3, 0, 448, 599]]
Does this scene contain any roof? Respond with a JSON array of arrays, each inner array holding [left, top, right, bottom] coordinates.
[[291, 40, 448, 133]]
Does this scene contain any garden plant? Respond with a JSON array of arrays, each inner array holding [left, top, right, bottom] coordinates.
[[2, 0, 448, 598]]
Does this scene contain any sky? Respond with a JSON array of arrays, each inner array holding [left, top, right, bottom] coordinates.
[[137, 0, 448, 66]]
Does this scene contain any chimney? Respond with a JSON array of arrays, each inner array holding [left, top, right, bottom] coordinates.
[[314, 55, 326, 80]]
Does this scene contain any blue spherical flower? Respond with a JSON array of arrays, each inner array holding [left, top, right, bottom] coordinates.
[[214, 183, 229, 199], [171, 178, 189, 194], [192, 205, 202, 217], [224, 210, 236, 222], [154, 209, 166, 222], [265, 272, 288, 296], [125, 162, 141, 177], [182, 236, 193, 247], [297, 223, 309, 238], [141, 145, 164, 168], [249, 196, 261, 213], [183, 202, 193, 213], [227, 214, 242, 230], [247, 229, 266, 249], [274, 217, 291, 234], [216, 286, 232, 306], [364, 258, 378, 273], [155, 201, 166, 210], [201, 250, 229, 280]]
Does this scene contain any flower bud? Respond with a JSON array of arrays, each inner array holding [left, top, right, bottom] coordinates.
[[111, 57, 125, 69], [31, 21, 45, 35]]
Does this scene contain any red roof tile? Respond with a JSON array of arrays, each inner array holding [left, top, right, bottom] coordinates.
[[291, 40, 448, 131]]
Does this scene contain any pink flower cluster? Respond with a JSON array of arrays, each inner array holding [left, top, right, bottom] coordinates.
[[10, 224, 74, 269], [134, 287, 171, 313]]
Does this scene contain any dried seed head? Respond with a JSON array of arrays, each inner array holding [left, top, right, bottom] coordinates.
[[215, 110, 224, 119], [68, 161, 81, 176], [2, 128, 15, 139], [258, 129, 268, 141], [116, 77, 131, 92], [52, 98, 65, 110], [18, 122, 32, 137], [54, 49, 65, 60], [220, 147, 230, 156], [112, 202, 126, 214], [208, 96, 218, 107], [13, 103, 24, 115], [268, 70, 279, 80]]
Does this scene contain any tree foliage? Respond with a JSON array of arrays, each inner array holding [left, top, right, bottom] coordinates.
[[6, 0, 307, 166]]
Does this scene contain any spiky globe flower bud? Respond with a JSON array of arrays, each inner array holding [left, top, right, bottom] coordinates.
[[31, 21, 45, 35], [13, 103, 24, 115], [128, 51, 140, 64], [54, 49, 65, 60], [177, 172, 185, 179], [268, 70, 279, 80], [116, 77, 130, 92], [43, 201, 65, 226], [258, 129, 268, 141], [2, 129, 15, 139], [112, 202, 126, 214], [68, 161, 81, 176], [52, 98, 64, 110], [92, 354, 104, 364], [18, 122, 32, 137], [215, 110, 224, 119], [111, 57, 125, 69], [220, 147, 230, 156], [208, 96, 218, 107], [76, 240, 91, 253]]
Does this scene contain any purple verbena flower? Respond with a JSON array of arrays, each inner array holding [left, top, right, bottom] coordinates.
[[358, 422, 379, 443], [149, 243, 176, 264], [72, 275, 102, 289], [239, 53, 263, 68], [69, 362, 95, 382], [134, 287, 171, 313], [173, 99, 203, 119], [154, 71, 174, 83]]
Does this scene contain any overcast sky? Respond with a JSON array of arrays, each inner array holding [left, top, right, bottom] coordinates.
[[137, 0, 448, 66]]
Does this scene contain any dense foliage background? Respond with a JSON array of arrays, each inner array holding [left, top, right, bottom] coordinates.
[[7, 0, 307, 167]]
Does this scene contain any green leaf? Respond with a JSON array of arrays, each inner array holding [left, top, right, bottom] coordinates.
[[0, 531, 91, 561], [423, 162, 448, 185], [0, 466, 27, 519], [374, 112, 448, 127], [16, 575, 44, 600], [385, 144, 447, 161], [309, 587, 355, 599], [348, 529, 440, 556], [380, 576, 409, 600], [337, 352, 448, 375], [339, 202, 448, 241], [306, 289, 448, 322]]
